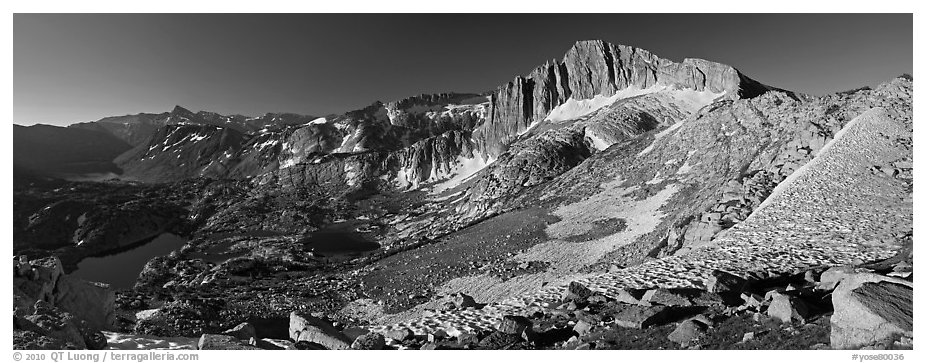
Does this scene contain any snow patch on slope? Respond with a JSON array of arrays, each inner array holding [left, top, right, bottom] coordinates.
[[188, 133, 208, 142], [665, 87, 728, 114], [431, 150, 496, 193], [344, 163, 360, 187], [545, 85, 662, 123], [535, 85, 722, 144], [675, 150, 697, 174], [394, 149, 496, 192], [279, 159, 298, 169], [395, 166, 415, 189], [336, 129, 361, 153], [586, 132, 612, 151], [254, 138, 279, 150], [753, 107, 882, 215]]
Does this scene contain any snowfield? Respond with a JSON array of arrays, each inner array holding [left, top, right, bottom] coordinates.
[[431, 150, 496, 193], [544, 85, 663, 123]]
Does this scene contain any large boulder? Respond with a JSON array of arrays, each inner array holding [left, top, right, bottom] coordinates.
[[497, 315, 533, 335], [222, 322, 257, 342], [384, 327, 413, 342], [668, 319, 708, 346], [13, 256, 64, 315], [288, 311, 352, 350], [765, 291, 811, 324], [572, 320, 594, 336], [562, 281, 595, 302], [350, 332, 386, 350], [84, 331, 108, 350], [642, 289, 693, 306], [442, 292, 480, 310], [21, 301, 103, 350], [610, 288, 647, 305], [817, 266, 860, 291], [12, 256, 115, 330], [641, 288, 724, 307], [830, 273, 912, 349], [54, 275, 116, 330]]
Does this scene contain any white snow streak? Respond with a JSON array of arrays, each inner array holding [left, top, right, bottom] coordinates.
[[431, 150, 495, 193], [545, 85, 663, 123]]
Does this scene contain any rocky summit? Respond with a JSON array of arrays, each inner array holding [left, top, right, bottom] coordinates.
[[11, 39, 913, 351]]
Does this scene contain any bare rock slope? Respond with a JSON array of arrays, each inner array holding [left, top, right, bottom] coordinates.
[[373, 105, 912, 337]]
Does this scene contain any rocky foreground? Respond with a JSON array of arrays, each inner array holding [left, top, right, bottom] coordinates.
[[13, 252, 912, 350], [13, 256, 113, 349]]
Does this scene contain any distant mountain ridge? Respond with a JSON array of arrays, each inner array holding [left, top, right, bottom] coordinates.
[[69, 112, 170, 147], [15, 39, 774, 184], [13, 124, 132, 179], [114, 93, 489, 183], [17, 106, 323, 181], [68, 106, 320, 147]]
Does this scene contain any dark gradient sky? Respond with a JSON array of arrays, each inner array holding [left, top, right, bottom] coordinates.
[[14, 13, 912, 126]]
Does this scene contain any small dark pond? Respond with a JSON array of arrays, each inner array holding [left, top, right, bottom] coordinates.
[[302, 223, 380, 256], [71, 233, 187, 289]]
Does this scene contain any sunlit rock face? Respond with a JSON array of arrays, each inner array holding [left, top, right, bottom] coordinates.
[[476, 40, 772, 158]]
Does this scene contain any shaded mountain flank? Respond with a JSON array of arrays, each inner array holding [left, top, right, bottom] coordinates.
[[13, 124, 132, 179]]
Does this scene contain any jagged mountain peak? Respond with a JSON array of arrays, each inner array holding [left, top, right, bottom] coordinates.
[[170, 105, 195, 116], [474, 38, 778, 157], [563, 39, 772, 98]]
